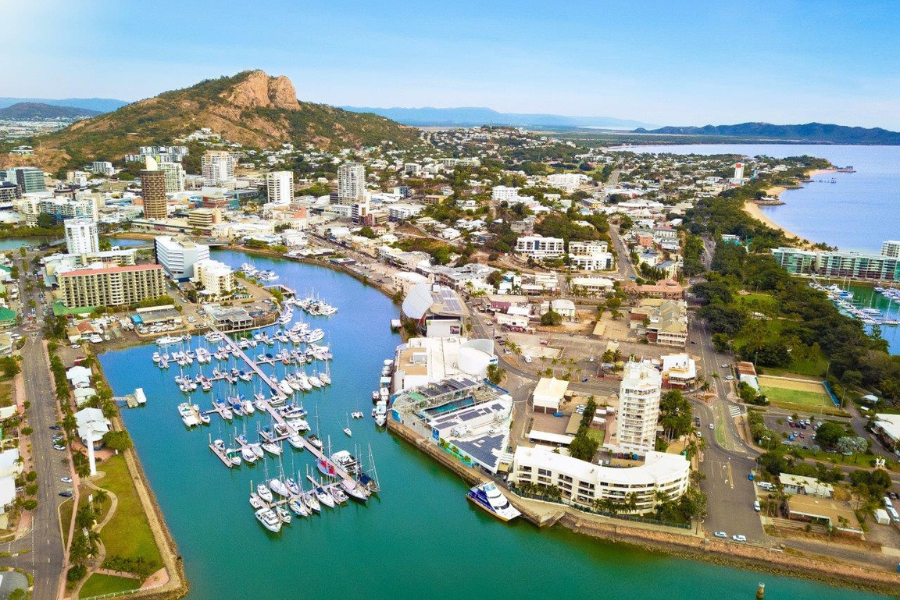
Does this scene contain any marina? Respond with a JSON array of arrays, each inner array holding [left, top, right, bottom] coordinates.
[[99, 250, 882, 600]]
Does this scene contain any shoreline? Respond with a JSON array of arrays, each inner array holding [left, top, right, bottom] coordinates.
[[743, 167, 838, 247]]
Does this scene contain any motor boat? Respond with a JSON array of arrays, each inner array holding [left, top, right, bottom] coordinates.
[[255, 508, 282, 533], [466, 482, 522, 522], [257, 483, 273, 503]]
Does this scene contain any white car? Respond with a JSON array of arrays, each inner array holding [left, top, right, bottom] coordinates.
[[725, 375, 734, 381], [708, 423, 714, 429], [732, 534, 747, 542], [713, 531, 727, 538]]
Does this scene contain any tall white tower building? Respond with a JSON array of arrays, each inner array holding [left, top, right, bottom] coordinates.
[[201, 150, 235, 185], [618, 361, 662, 456], [337, 162, 366, 205], [734, 162, 745, 181], [265, 171, 295, 204], [64, 218, 99, 255]]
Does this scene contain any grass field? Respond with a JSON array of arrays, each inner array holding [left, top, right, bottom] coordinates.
[[79, 573, 139, 597], [96, 454, 162, 568], [760, 385, 831, 408]]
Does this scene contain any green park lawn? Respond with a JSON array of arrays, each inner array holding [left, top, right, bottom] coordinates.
[[760, 385, 831, 408], [96, 454, 162, 568], [79, 573, 139, 597]]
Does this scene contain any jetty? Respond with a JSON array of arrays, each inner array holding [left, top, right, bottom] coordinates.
[[209, 326, 353, 480]]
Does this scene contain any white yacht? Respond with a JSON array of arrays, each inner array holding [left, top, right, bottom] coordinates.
[[467, 482, 522, 522], [255, 508, 282, 533]]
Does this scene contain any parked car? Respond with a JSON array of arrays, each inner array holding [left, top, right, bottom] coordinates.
[[59, 491, 72, 498], [49, 425, 61, 430], [732, 534, 747, 542], [708, 423, 714, 429], [714, 531, 728, 538], [53, 444, 66, 451], [753, 500, 761, 511]]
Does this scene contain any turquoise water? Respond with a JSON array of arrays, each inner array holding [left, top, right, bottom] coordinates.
[[0, 238, 45, 251], [99, 250, 890, 600]]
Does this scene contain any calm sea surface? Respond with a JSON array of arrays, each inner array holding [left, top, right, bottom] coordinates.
[[98, 250, 889, 600], [629, 144, 900, 354]]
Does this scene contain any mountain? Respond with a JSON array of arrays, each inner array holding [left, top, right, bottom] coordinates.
[[0, 97, 127, 113], [633, 122, 900, 145], [0, 102, 101, 120], [342, 106, 653, 130], [38, 70, 419, 163]]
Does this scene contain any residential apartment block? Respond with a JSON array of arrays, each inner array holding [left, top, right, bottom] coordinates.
[[155, 236, 210, 281], [59, 264, 165, 308], [337, 162, 366, 205], [617, 361, 662, 456], [64, 218, 99, 255], [773, 246, 900, 282], [515, 235, 565, 259]]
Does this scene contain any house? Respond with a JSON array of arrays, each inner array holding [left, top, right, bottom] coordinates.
[[540, 299, 576, 320], [778, 473, 834, 498], [74, 407, 111, 450], [66, 365, 92, 388]]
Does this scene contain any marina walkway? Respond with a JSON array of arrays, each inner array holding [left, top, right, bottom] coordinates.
[[210, 326, 354, 481]]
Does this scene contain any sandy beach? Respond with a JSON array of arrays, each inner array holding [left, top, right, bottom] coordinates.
[[742, 167, 838, 246]]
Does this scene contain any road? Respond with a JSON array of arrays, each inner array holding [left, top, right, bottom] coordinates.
[[0, 254, 68, 600], [608, 225, 636, 281]]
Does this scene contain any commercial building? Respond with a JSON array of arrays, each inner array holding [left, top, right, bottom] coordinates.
[[533, 377, 568, 413], [59, 264, 166, 308], [617, 361, 662, 456], [64, 218, 99, 255], [154, 236, 210, 281], [159, 162, 185, 193], [391, 337, 496, 392], [515, 235, 565, 259], [632, 299, 688, 347], [337, 162, 366, 205], [266, 171, 294, 204], [202, 150, 235, 185], [661, 354, 696, 389], [390, 378, 513, 474], [188, 207, 222, 231], [194, 258, 235, 300], [11, 167, 45, 194], [401, 283, 465, 338], [141, 158, 168, 219], [636, 278, 684, 300], [772, 246, 900, 282], [570, 276, 615, 297], [509, 447, 690, 513]]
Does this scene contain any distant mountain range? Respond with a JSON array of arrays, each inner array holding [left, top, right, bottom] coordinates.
[[0, 97, 127, 114], [634, 122, 900, 145], [0, 102, 101, 120], [343, 106, 654, 130]]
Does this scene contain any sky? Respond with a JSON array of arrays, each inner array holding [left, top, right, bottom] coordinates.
[[5, 0, 900, 128]]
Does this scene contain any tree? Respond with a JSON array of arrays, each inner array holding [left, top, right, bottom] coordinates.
[[486, 364, 505, 385], [815, 422, 846, 448], [37, 213, 56, 229], [358, 226, 377, 239], [835, 436, 867, 456], [102, 430, 133, 452], [0, 356, 20, 378], [540, 310, 563, 326]]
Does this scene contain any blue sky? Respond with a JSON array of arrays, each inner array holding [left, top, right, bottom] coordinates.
[[7, 0, 900, 128]]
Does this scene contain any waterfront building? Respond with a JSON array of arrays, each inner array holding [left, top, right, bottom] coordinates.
[[881, 241, 900, 259], [37, 196, 97, 223], [617, 361, 662, 456], [64, 218, 99, 255], [337, 162, 365, 205], [59, 264, 165, 308], [390, 377, 513, 474], [193, 258, 235, 300], [515, 235, 565, 259], [509, 446, 690, 513], [154, 236, 210, 281], [141, 158, 168, 219], [401, 283, 465, 338], [201, 150, 235, 185], [391, 337, 496, 393], [265, 171, 294, 204], [772, 246, 900, 282]]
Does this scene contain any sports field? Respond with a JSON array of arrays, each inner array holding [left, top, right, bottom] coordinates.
[[757, 375, 831, 408]]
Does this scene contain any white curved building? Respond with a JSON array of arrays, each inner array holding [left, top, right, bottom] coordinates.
[[509, 446, 690, 513], [458, 339, 496, 378]]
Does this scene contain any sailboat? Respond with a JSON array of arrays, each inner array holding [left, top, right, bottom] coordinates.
[[342, 414, 352, 437]]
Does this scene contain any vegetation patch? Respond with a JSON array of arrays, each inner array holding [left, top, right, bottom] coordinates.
[[79, 573, 139, 597], [759, 386, 830, 408]]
